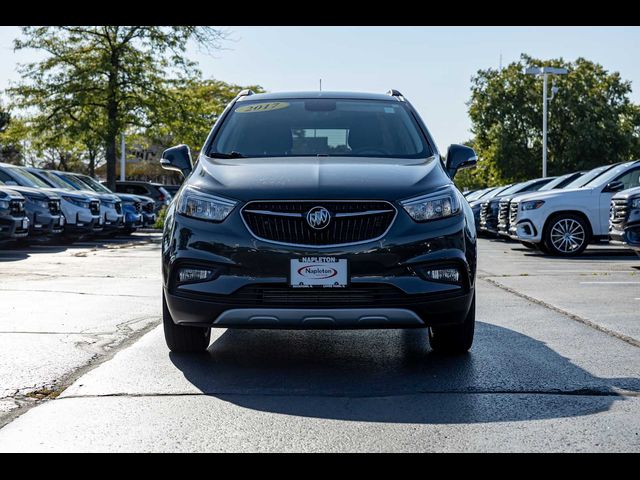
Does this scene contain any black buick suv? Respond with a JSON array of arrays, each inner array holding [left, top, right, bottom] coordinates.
[[160, 90, 478, 354]]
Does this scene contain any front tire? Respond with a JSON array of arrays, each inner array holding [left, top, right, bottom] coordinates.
[[428, 292, 475, 354], [163, 291, 211, 353], [543, 214, 590, 257]]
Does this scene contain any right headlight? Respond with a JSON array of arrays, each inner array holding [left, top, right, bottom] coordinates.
[[401, 187, 460, 222], [177, 186, 237, 222], [0, 200, 9, 210], [521, 200, 545, 211], [631, 198, 640, 209]]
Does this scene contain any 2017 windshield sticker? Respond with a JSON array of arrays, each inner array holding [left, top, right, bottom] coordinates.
[[235, 102, 290, 113]]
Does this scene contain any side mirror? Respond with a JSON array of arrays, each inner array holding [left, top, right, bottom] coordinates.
[[445, 144, 478, 179], [161, 144, 193, 178], [604, 180, 625, 193], [4, 180, 18, 186]]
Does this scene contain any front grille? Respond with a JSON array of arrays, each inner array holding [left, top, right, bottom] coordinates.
[[48, 199, 61, 215], [10, 199, 25, 217], [509, 202, 519, 225], [241, 201, 396, 246], [497, 200, 510, 230], [89, 200, 100, 215], [115, 201, 122, 214], [194, 283, 428, 307], [143, 202, 154, 213], [479, 201, 490, 226], [610, 198, 629, 227]]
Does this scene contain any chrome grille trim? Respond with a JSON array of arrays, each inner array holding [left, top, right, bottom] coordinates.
[[240, 200, 398, 248]]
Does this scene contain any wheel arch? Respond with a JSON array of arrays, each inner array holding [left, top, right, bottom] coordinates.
[[543, 210, 594, 241]]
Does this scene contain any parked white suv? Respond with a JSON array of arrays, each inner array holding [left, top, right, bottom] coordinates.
[[508, 161, 640, 256]]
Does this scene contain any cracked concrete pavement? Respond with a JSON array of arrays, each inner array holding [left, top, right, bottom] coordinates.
[[0, 233, 162, 423], [0, 236, 639, 451]]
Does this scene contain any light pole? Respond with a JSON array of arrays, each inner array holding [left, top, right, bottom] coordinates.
[[525, 66, 568, 178]]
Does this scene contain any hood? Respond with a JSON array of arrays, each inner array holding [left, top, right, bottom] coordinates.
[[116, 193, 143, 203], [612, 186, 640, 200], [0, 185, 60, 201], [190, 155, 451, 202], [0, 187, 25, 201], [43, 188, 93, 202], [80, 190, 119, 203], [509, 187, 592, 204], [131, 194, 155, 204]]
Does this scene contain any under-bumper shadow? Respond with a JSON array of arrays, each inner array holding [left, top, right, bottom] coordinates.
[[169, 322, 639, 424]]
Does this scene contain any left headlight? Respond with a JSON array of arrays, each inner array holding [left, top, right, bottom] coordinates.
[[401, 187, 460, 222], [521, 200, 545, 211], [631, 198, 640, 209], [62, 196, 90, 209], [177, 187, 237, 222]]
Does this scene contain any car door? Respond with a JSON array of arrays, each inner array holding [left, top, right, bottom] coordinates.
[[599, 167, 640, 234]]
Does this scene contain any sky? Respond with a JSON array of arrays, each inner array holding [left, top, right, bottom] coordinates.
[[1, 26, 639, 151]]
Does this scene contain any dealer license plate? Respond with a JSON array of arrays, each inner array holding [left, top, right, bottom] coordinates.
[[290, 257, 348, 288]]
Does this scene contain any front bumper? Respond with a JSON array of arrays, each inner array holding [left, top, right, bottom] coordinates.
[[510, 208, 546, 242], [162, 208, 477, 329], [101, 206, 124, 231], [610, 223, 640, 253], [0, 215, 29, 239], [28, 210, 64, 237], [141, 212, 157, 227]]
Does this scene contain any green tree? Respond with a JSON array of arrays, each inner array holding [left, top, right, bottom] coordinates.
[[462, 54, 640, 189], [9, 26, 227, 189], [0, 104, 23, 164], [145, 79, 265, 153]]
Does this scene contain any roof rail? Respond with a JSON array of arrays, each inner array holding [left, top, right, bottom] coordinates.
[[237, 89, 255, 98], [386, 89, 404, 98]]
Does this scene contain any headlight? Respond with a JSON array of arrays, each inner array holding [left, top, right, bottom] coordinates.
[[62, 196, 90, 209], [0, 200, 9, 209], [401, 187, 460, 222], [521, 200, 545, 211], [27, 197, 50, 209], [177, 187, 237, 222], [631, 198, 640, 209]]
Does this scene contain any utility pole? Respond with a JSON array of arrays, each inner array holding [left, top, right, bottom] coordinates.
[[120, 132, 126, 182], [319, 79, 322, 91], [525, 66, 568, 178]]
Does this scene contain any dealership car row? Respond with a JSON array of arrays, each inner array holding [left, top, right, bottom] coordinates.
[[0, 161, 176, 245], [466, 160, 640, 256]]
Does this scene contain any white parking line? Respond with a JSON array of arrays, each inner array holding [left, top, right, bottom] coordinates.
[[580, 281, 640, 284], [537, 270, 620, 274]]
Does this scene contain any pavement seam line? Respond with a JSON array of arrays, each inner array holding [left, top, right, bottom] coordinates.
[[482, 277, 640, 348], [56, 389, 640, 400]]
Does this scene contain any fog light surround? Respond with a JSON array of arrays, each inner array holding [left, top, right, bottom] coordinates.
[[177, 267, 215, 284], [418, 266, 461, 284]]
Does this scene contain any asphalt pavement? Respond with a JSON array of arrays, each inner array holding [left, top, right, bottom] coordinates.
[[0, 236, 639, 451]]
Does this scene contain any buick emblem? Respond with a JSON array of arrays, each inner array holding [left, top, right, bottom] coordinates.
[[306, 206, 331, 230]]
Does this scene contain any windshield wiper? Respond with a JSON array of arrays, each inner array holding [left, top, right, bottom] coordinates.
[[209, 151, 246, 158]]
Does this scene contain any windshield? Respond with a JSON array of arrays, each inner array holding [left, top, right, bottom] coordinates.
[[36, 170, 74, 190], [563, 164, 618, 189], [581, 161, 636, 188], [482, 185, 512, 200], [497, 180, 541, 197], [7, 167, 51, 188], [209, 98, 432, 159], [74, 175, 113, 193], [466, 187, 494, 201], [538, 173, 572, 191]]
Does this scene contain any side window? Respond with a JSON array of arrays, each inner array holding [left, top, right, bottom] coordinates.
[[616, 168, 640, 190], [0, 170, 13, 183]]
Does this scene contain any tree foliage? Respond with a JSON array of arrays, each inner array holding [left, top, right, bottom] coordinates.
[[458, 54, 640, 189], [9, 26, 228, 189]]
